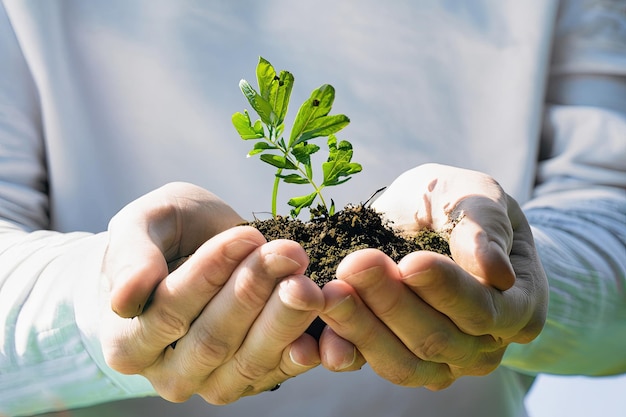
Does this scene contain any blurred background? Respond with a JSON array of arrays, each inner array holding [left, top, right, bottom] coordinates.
[[526, 374, 626, 416]]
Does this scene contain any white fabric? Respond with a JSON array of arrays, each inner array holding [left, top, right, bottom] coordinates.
[[0, 0, 624, 416]]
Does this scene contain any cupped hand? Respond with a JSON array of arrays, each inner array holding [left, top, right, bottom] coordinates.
[[103, 182, 246, 318], [318, 164, 548, 389], [101, 183, 324, 403]]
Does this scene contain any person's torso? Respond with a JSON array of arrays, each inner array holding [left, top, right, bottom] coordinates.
[[7, 0, 552, 233], [5, 1, 553, 416]]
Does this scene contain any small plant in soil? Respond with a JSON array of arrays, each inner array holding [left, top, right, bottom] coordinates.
[[232, 57, 362, 219], [233, 57, 450, 298]]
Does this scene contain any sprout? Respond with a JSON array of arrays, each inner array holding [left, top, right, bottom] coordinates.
[[232, 57, 361, 218]]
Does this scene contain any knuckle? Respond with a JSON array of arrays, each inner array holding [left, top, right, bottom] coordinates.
[[202, 384, 252, 406], [102, 344, 141, 375], [425, 377, 455, 391], [387, 370, 414, 387], [202, 392, 235, 406], [159, 387, 194, 403], [189, 329, 233, 369], [412, 331, 451, 362], [477, 349, 506, 375], [452, 346, 505, 378], [384, 360, 456, 389], [516, 311, 547, 344], [463, 303, 498, 335], [152, 377, 194, 403], [232, 352, 274, 383], [164, 392, 193, 403], [151, 306, 189, 341], [383, 360, 422, 387], [201, 354, 276, 405], [233, 274, 273, 310]]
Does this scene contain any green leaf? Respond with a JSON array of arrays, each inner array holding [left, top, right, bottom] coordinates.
[[274, 123, 285, 140], [253, 119, 264, 135], [288, 191, 318, 216], [291, 142, 320, 165], [234, 58, 363, 219], [256, 57, 294, 126], [292, 114, 350, 147], [256, 57, 276, 101], [270, 70, 294, 126], [239, 79, 275, 125], [323, 176, 353, 187], [322, 136, 362, 186], [247, 141, 275, 157], [232, 111, 265, 140], [289, 84, 337, 146], [260, 154, 297, 170], [278, 137, 287, 149], [278, 173, 310, 184]]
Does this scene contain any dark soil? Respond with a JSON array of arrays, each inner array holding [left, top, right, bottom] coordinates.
[[250, 204, 450, 287], [249, 205, 450, 338], [169, 205, 451, 340]]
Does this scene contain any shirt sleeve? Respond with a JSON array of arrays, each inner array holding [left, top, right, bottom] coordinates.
[[0, 4, 155, 416], [503, 0, 626, 376]]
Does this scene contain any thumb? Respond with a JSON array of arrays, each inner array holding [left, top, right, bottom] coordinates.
[[102, 182, 244, 318], [446, 195, 515, 291], [372, 164, 515, 291], [103, 224, 170, 318]]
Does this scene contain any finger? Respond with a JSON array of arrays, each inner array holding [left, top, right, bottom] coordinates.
[[320, 274, 454, 389], [398, 250, 530, 340], [448, 195, 515, 290], [319, 326, 365, 372], [180, 239, 309, 371], [102, 226, 265, 374], [334, 249, 501, 368], [197, 274, 323, 404], [104, 236, 170, 318], [371, 164, 515, 291], [504, 196, 549, 343], [153, 240, 310, 396], [104, 182, 244, 317]]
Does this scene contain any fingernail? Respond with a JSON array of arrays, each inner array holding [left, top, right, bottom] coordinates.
[[401, 268, 433, 283], [289, 346, 307, 367], [265, 253, 303, 274], [321, 332, 358, 371], [324, 294, 354, 315], [224, 238, 260, 259], [278, 278, 307, 310], [339, 347, 356, 370], [336, 346, 357, 370], [325, 295, 351, 313], [289, 347, 315, 368]]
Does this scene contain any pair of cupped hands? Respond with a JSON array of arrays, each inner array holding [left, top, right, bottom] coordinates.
[[100, 164, 548, 405]]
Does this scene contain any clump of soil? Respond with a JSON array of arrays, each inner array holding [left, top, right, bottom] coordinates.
[[250, 204, 450, 288], [249, 204, 450, 339], [168, 205, 451, 340]]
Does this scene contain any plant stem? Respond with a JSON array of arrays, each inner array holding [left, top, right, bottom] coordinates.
[[291, 160, 327, 212], [272, 168, 282, 218]]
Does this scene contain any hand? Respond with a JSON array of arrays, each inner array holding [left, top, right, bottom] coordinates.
[[318, 164, 548, 389], [101, 182, 324, 403]]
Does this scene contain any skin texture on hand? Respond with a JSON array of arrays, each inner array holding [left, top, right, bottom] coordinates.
[[103, 182, 247, 318], [319, 164, 548, 389], [99, 167, 548, 398], [101, 183, 324, 403]]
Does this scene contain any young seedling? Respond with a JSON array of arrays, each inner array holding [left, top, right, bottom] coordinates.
[[232, 57, 362, 218]]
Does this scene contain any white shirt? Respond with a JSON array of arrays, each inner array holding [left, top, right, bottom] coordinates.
[[0, 0, 624, 416]]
